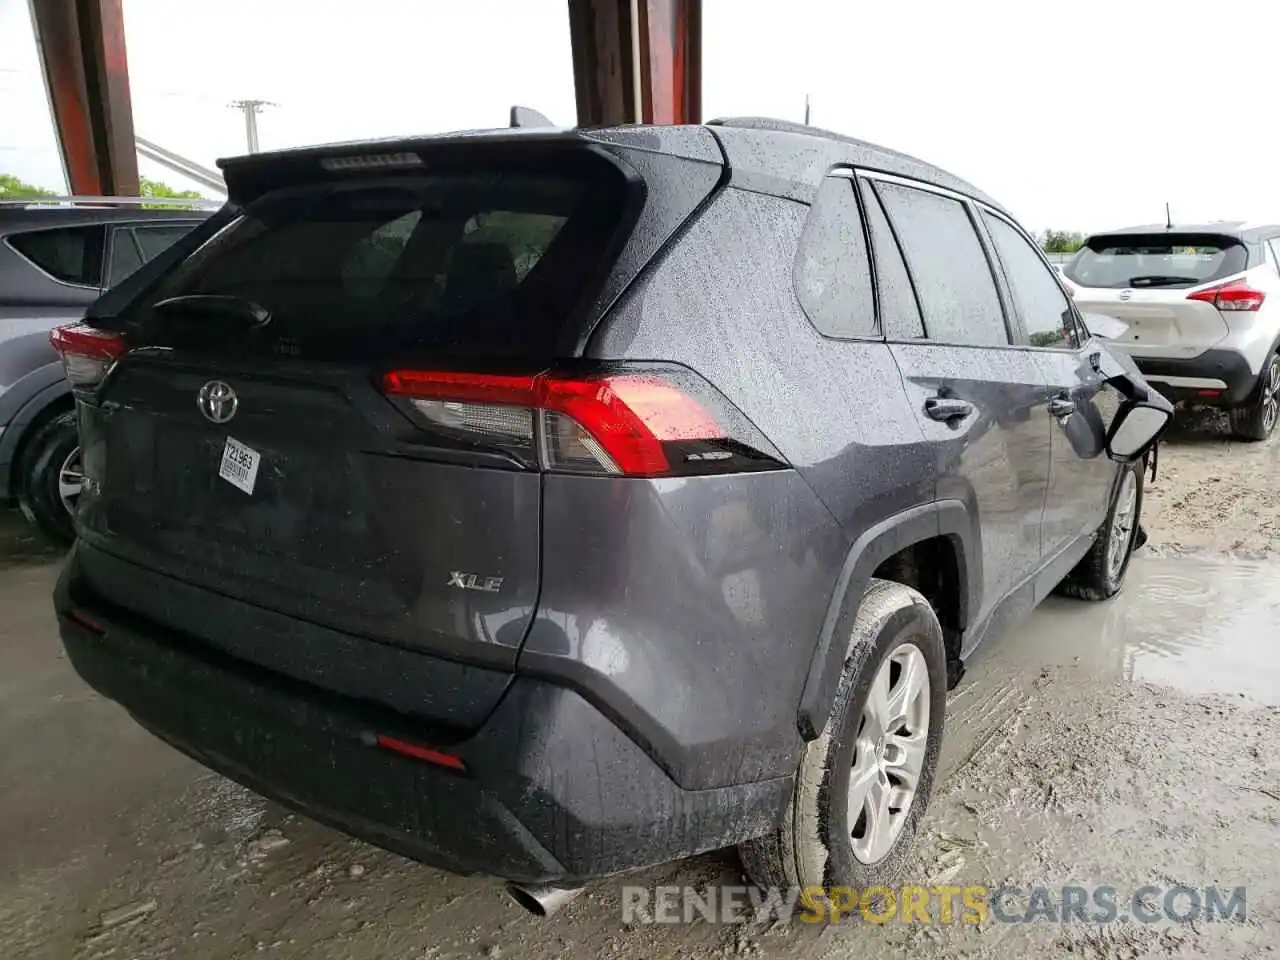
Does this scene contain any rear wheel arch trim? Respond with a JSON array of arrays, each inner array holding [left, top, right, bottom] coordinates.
[[796, 499, 977, 741]]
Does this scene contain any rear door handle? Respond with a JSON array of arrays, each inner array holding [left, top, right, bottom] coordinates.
[[924, 397, 975, 424], [1048, 396, 1077, 419]]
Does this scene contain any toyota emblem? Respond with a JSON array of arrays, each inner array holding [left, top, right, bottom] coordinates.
[[197, 380, 239, 424]]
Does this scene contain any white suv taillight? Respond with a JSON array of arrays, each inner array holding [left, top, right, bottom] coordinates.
[[50, 324, 127, 388], [1187, 279, 1266, 312]]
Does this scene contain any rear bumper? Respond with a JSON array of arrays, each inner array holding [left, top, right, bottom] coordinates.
[[1132, 349, 1259, 406], [54, 554, 791, 884]]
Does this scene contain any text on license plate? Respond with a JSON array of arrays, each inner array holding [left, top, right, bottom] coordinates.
[[218, 436, 261, 495]]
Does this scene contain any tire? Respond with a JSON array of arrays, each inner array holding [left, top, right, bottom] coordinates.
[[1229, 352, 1280, 442], [15, 410, 81, 546], [1057, 458, 1143, 602], [739, 579, 947, 892]]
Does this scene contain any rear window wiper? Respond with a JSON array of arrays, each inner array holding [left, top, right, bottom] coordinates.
[[152, 294, 272, 327], [1127, 275, 1196, 287]]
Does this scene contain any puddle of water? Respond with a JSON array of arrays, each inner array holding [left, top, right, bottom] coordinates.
[[970, 554, 1280, 705]]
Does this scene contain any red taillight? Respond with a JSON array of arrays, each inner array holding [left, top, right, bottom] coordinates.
[[1187, 279, 1265, 312], [381, 369, 743, 477], [374, 734, 466, 772], [541, 375, 723, 474], [50, 323, 127, 387]]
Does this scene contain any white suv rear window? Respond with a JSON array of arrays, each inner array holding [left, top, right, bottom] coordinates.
[[1065, 234, 1247, 290]]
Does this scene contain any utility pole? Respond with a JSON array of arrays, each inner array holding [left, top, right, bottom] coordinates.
[[228, 99, 276, 153]]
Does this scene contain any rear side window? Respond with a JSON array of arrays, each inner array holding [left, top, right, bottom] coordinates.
[[108, 223, 199, 288], [1065, 234, 1247, 290], [134, 223, 196, 261], [794, 174, 876, 338], [8, 225, 105, 287], [860, 180, 924, 339], [874, 182, 1008, 346], [139, 166, 629, 359], [107, 228, 144, 287], [983, 213, 1077, 349]]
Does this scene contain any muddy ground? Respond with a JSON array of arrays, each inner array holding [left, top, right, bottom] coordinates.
[[3, 410, 1279, 960]]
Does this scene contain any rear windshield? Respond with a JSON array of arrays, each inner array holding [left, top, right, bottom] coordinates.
[[1064, 234, 1247, 290], [135, 165, 630, 359]]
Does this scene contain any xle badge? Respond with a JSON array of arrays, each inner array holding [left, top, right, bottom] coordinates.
[[447, 572, 504, 593]]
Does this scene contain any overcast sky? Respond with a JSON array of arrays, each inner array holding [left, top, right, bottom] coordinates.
[[1, 0, 1275, 233]]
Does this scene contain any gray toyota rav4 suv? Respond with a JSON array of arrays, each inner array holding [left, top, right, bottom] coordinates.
[[53, 119, 1170, 913]]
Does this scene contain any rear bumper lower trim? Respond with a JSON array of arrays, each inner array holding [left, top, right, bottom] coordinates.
[[1143, 375, 1228, 390], [1133, 349, 1258, 405]]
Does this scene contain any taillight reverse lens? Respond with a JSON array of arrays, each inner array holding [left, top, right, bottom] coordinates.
[[381, 367, 780, 477], [50, 324, 127, 388], [1187, 279, 1265, 312]]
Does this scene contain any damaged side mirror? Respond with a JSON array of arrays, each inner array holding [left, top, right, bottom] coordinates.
[[1106, 400, 1172, 462]]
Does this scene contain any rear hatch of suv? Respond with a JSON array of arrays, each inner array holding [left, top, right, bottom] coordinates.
[[61, 130, 725, 730], [1065, 232, 1257, 358]]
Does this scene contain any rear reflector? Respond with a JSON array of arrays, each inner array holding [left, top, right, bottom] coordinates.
[[1196, 389, 1222, 397], [374, 734, 466, 771], [1187, 279, 1265, 312], [382, 369, 737, 477], [67, 608, 107, 635], [50, 324, 127, 388]]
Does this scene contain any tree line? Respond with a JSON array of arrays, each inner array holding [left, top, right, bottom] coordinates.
[[1, 172, 204, 208]]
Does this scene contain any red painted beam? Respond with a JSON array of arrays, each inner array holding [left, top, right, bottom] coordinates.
[[30, 0, 139, 196], [637, 0, 701, 125], [568, 0, 701, 127]]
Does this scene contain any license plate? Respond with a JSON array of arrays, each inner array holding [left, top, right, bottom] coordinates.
[[218, 436, 261, 495]]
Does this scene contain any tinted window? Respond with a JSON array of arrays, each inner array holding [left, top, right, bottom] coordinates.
[[107, 229, 145, 287], [139, 169, 628, 359], [1065, 234, 1246, 289], [984, 213, 1076, 349], [860, 180, 924, 339], [9, 225, 105, 286], [874, 182, 1007, 346], [134, 223, 196, 261], [794, 175, 876, 338]]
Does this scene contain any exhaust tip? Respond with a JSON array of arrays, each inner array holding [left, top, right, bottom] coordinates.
[[504, 882, 583, 918]]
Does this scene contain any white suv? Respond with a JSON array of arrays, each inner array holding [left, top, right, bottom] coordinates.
[[1064, 223, 1280, 440]]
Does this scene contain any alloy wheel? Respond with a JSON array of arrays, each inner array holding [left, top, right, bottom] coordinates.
[[1262, 357, 1280, 436], [1107, 469, 1138, 578], [849, 642, 931, 864], [58, 446, 84, 516]]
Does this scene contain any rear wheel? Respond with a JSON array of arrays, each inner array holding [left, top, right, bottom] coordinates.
[[1058, 459, 1143, 601], [1229, 353, 1280, 441], [738, 579, 947, 893], [16, 410, 81, 545]]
